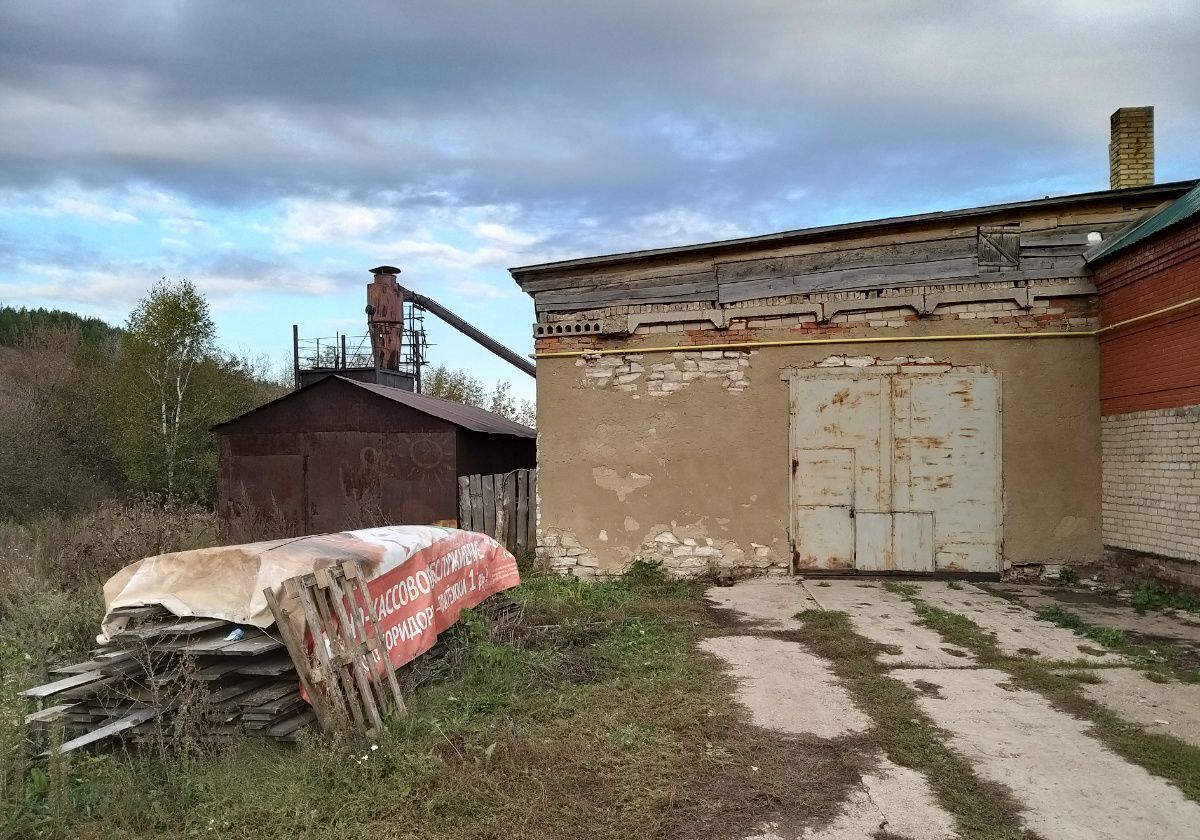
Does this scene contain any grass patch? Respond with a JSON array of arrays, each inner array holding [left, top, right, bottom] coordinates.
[[1129, 583, 1200, 616], [1055, 567, 1080, 585], [885, 583, 1200, 804], [792, 610, 1029, 840], [1035, 606, 1131, 653], [1, 560, 874, 840]]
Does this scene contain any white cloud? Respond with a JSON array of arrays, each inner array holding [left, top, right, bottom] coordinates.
[[49, 196, 138, 224], [450, 278, 514, 300], [279, 197, 395, 243], [475, 222, 539, 248], [160, 216, 214, 234]]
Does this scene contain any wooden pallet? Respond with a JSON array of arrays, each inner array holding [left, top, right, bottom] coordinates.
[[264, 561, 406, 738]]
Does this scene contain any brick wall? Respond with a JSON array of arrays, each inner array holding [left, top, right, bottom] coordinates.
[[1101, 407, 1200, 563], [1097, 220, 1200, 414], [1097, 218, 1200, 567]]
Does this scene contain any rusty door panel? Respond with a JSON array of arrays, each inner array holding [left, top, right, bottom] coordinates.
[[853, 512, 893, 571], [899, 373, 1001, 572], [789, 373, 888, 506], [790, 366, 1001, 575], [790, 374, 885, 570], [793, 448, 854, 506], [892, 511, 935, 571], [794, 505, 855, 569]]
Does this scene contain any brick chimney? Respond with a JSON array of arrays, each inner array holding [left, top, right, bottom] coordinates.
[[1109, 107, 1154, 189]]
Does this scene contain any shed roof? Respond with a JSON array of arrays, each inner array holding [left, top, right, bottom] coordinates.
[[510, 180, 1197, 281], [1086, 182, 1200, 263], [214, 375, 536, 438]]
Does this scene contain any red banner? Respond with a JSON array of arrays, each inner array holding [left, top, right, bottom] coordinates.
[[354, 530, 520, 671]]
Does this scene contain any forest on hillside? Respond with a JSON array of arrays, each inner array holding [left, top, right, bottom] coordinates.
[[0, 285, 286, 519]]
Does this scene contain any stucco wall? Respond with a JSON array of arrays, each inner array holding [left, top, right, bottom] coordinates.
[[535, 327, 1101, 577]]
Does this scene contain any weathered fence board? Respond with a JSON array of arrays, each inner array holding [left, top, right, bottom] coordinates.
[[264, 562, 406, 739], [457, 470, 537, 555]]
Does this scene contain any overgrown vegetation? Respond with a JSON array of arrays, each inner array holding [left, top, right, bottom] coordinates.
[[1035, 605, 1133, 653], [1054, 566, 1080, 585], [792, 610, 1030, 840], [0, 291, 285, 517], [1129, 583, 1200, 616], [0, 499, 217, 680], [885, 583, 1200, 804], [0, 548, 842, 840]]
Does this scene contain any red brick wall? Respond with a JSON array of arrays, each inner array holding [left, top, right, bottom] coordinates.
[[1096, 220, 1200, 415]]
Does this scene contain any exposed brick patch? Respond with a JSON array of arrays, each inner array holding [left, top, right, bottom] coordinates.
[[537, 527, 602, 578], [637, 528, 784, 577], [575, 350, 754, 395]]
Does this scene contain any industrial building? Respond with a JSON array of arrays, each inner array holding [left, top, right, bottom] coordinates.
[[512, 108, 1197, 580], [216, 266, 536, 539], [1091, 179, 1200, 588]]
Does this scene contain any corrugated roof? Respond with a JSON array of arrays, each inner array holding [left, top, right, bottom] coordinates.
[[1086, 182, 1200, 263], [511, 180, 1198, 280], [341, 378, 535, 437], [213, 375, 535, 438]]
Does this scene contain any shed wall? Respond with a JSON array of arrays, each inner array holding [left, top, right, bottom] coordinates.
[[215, 378, 535, 539]]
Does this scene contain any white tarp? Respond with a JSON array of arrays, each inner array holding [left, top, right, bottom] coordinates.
[[99, 526, 507, 645]]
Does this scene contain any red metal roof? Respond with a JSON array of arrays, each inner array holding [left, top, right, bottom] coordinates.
[[213, 375, 535, 438], [340, 378, 535, 437]]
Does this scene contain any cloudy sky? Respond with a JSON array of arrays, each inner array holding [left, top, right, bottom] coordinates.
[[2, 1, 1198, 398]]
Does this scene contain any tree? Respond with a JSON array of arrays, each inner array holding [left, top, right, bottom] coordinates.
[[0, 326, 122, 516], [423, 364, 535, 427], [423, 364, 488, 407], [110, 278, 216, 497]]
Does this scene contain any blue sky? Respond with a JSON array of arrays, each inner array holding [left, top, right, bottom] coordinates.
[[2, 1, 1199, 402]]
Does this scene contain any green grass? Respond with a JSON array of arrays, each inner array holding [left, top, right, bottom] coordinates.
[[793, 610, 1029, 840], [2, 561, 865, 840], [885, 583, 1200, 804], [1056, 566, 1081, 585], [1035, 605, 1125, 648], [1128, 583, 1200, 616]]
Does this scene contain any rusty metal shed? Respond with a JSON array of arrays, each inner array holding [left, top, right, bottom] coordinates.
[[214, 375, 535, 539]]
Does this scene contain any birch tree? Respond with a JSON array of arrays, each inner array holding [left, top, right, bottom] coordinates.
[[112, 278, 215, 497]]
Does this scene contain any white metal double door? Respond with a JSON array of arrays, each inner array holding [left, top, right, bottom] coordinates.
[[789, 368, 1001, 574]]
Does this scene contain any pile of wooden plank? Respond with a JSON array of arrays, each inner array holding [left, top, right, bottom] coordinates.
[[21, 605, 316, 753], [23, 560, 518, 755]]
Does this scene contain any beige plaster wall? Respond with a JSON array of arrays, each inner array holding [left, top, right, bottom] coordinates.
[[535, 331, 1101, 577]]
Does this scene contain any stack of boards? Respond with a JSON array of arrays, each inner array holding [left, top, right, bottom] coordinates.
[[21, 605, 316, 754]]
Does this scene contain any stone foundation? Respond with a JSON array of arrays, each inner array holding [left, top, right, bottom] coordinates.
[[537, 523, 787, 579], [1097, 546, 1200, 595]]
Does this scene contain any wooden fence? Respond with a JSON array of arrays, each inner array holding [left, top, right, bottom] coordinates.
[[457, 469, 536, 555]]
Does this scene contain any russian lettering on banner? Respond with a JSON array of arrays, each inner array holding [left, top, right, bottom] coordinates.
[[355, 530, 519, 671]]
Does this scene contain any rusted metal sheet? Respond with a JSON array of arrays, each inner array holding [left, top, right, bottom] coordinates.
[[789, 367, 1001, 574], [216, 377, 535, 541]]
